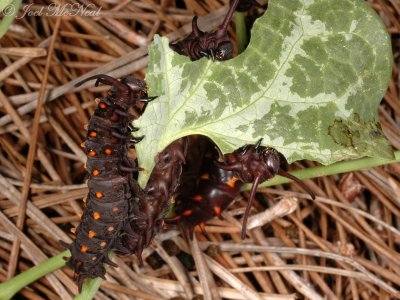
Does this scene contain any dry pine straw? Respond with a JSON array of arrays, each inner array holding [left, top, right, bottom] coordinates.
[[0, 0, 399, 299]]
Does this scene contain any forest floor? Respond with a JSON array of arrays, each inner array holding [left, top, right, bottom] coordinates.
[[0, 0, 399, 299]]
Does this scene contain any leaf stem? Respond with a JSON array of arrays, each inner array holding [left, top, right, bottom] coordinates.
[[234, 12, 247, 54], [74, 278, 102, 300], [0, 251, 68, 300], [0, 248, 107, 300], [243, 151, 400, 191], [0, 0, 22, 39], [0, 0, 14, 11]]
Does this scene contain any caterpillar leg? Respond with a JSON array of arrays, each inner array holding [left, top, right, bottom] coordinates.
[[128, 124, 139, 132], [119, 164, 143, 173], [130, 135, 144, 144], [254, 138, 263, 150], [139, 96, 157, 103], [111, 130, 131, 141], [114, 109, 135, 118]]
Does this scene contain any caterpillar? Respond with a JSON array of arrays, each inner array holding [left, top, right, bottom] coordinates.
[[133, 138, 188, 263], [170, 0, 240, 61], [171, 139, 315, 239], [61, 74, 151, 291]]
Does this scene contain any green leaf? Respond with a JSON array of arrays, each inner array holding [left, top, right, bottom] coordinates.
[[135, 0, 393, 187]]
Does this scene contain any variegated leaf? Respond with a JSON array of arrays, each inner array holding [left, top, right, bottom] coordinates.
[[134, 0, 393, 186]]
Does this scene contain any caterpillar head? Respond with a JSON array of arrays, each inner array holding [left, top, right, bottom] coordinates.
[[220, 140, 315, 239], [121, 76, 147, 94], [204, 38, 233, 61], [215, 42, 233, 60], [260, 147, 281, 177], [224, 143, 282, 183]]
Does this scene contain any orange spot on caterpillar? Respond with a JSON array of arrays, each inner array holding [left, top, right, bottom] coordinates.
[[88, 230, 95, 238], [104, 148, 112, 155], [92, 169, 100, 176], [100, 242, 107, 248], [81, 245, 88, 253], [70, 227, 76, 234], [99, 102, 106, 109], [182, 210, 192, 216], [107, 226, 114, 232], [95, 192, 103, 198], [88, 150, 96, 157], [199, 222, 206, 234], [213, 206, 221, 217], [89, 131, 97, 137], [93, 212, 101, 220], [193, 195, 202, 202], [226, 175, 239, 188], [200, 173, 209, 180]]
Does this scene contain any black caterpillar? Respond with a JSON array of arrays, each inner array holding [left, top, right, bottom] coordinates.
[[170, 0, 266, 61], [62, 72, 191, 289], [171, 138, 315, 239], [61, 74, 151, 291], [133, 138, 188, 263], [170, 0, 240, 61]]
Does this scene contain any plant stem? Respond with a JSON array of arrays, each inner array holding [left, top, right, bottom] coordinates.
[[243, 150, 400, 191], [0, 251, 68, 300], [0, 0, 14, 11], [74, 278, 102, 300], [0, 249, 103, 300], [0, 0, 22, 39], [234, 12, 247, 54]]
